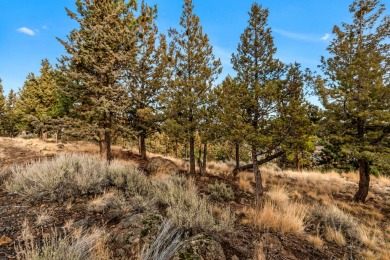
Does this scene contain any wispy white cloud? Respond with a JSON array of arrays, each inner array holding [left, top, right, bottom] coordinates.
[[274, 28, 329, 42], [321, 33, 330, 41], [213, 45, 232, 70], [17, 27, 35, 36], [42, 25, 48, 30], [212, 45, 236, 83]]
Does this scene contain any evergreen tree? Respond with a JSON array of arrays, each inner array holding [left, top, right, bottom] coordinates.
[[215, 76, 248, 172], [232, 4, 314, 201], [16, 60, 58, 137], [57, 0, 138, 161], [318, 0, 390, 202], [164, 0, 222, 175], [4, 90, 18, 137], [127, 1, 168, 159], [231, 3, 285, 200], [0, 79, 5, 135]]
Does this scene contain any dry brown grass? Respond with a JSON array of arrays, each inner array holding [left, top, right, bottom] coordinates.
[[36, 211, 53, 227], [306, 234, 324, 250], [88, 190, 126, 213], [357, 225, 379, 251], [16, 221, 111, 260], [324, 226, 346, 246], [243, 200, 308, 234], [237, 171, 254, 193], [206, 161, 233, 176], [266, 185, 289, 204], [358, 249, 376, 260]]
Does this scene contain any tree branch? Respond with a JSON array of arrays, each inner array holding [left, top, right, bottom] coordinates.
[[233, 150, 285, 175]]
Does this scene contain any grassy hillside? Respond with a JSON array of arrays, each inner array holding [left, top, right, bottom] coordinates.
[[0, 137, 389, 259]]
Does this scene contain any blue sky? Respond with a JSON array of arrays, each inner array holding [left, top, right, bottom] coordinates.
[[0, 0, 356, 95]]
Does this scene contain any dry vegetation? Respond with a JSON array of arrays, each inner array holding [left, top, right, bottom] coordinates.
[[1, 137, 389, 259]]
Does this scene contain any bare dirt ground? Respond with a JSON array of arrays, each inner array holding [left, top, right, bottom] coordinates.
[[0, 137, 389, 259]]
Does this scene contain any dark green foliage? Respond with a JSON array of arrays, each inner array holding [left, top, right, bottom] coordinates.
[[126, 1, 168, 159], [3, 90, 18, 137], [0, 79, 5, 135], [231, 3, 314, 200], [58, 0, 139, 160], [162, 0, 222, 174], [318, 0, 390, 202], [15, 60, 60, 137]]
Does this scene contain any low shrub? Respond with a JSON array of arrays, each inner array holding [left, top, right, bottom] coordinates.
[[107, 161, 151, 197], [312, 204, 359, 240], [155, 177, 234, 231], [207, 182, 234, 201], [6, 154, 108, 201]]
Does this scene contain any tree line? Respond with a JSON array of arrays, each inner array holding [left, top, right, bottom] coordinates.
[[0, 0, 389, 203]]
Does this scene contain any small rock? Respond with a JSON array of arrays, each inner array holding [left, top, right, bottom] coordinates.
[[0, 235, 12, 246], [232, 255, 239, 260], [116, 248, 126, 257], [72, 219, 89, 229]]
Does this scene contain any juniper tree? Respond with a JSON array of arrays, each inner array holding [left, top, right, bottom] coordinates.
[[215, 76, 248, 172], [232, 4, 314, 201], [231, 3, 285, 199], [4, 90, 18, 137], [318, 0, 390, 202], [16, 60, 58, 138], [57, 0, 138, 161], [0, 79, 5, 135], [127, 1, 168, 160], [164, 0, 221, 175]]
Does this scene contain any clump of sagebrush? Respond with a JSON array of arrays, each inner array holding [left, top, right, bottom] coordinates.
[[311, 204, 359, 241], [207, 182, 235, 202], [107, 161, 152, 197], [154, 177, 235, 231], [6, 153, 108, 201]]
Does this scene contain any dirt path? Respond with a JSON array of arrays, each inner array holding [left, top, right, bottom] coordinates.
[[0, 138, 46, 169]]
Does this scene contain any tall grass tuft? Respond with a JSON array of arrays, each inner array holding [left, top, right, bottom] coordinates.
[[7, 154, 108, 201]]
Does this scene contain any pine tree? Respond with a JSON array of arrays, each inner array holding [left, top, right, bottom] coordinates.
[[164, 0, 221, 175], [231, 3, 285, 200], [4, 90, 18, 137], [215, 76, 248, 172], [57, 0, 138, 161], [232, 4, 314, 201], [318, 0, 390, 202], [0, 79, 5, 135], [127, 1, 168, 160], [16, 60, 58, 138]]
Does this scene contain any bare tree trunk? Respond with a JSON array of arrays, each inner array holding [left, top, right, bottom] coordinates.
[[353, 159, 370, 203], [252, 145, 263, 204], [189, 135, 196, 175], [42, 131, 47, 141], [198, 143, 202, 174], [202, 142, 207, 174], [234, 142, 240, 176], [175, 139, 178, 157], [56, 129, 62, 143], [99, 130, 112, 162], [295, 151, 301, 171], [139, 133, 147, 160]]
